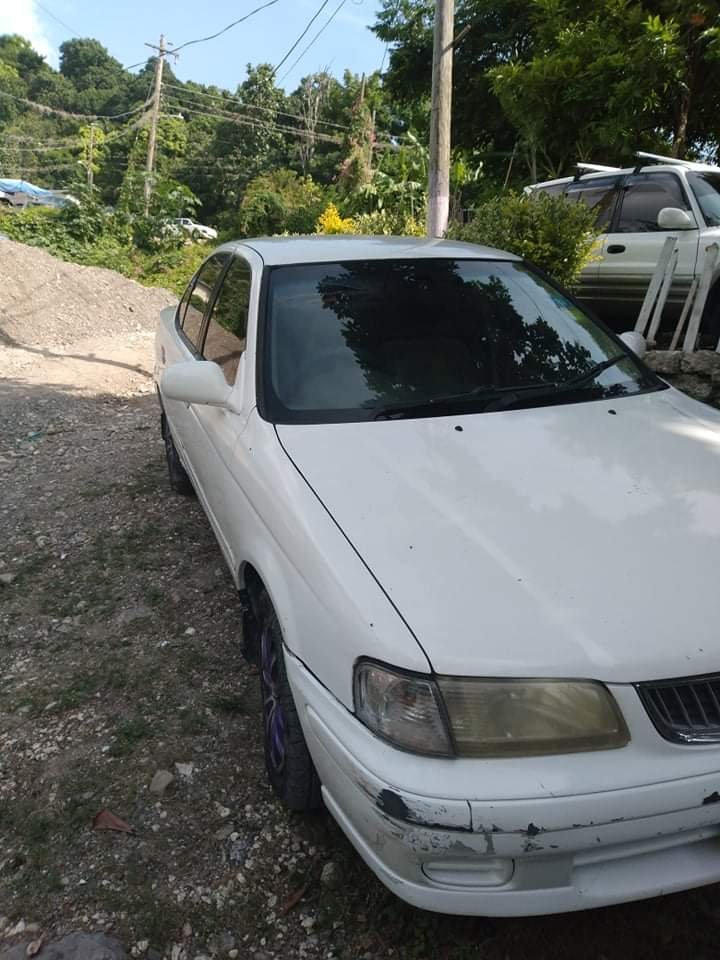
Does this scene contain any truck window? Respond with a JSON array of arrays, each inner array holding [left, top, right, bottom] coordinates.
[[615, 173, 691, 233], [564, 176, 621, 230]]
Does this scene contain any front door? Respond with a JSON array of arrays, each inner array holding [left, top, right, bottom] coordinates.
[[596, 172, 700, 328]]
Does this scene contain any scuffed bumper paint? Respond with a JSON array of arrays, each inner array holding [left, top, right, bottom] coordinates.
[[286, 652, 720, 916]]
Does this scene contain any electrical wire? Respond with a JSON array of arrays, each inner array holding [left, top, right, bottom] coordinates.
[[159, 105, 342, 145], [171, 0, 281, 55], [162, 81, 350, 130], [279, 0, 349, 83], [272, 0, 332, 75], [0, 90, 150, 121], [35, 0, 83, 36], [161, 96, 343, 142]]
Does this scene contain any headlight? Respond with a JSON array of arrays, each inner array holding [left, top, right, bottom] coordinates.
[[353, 661, 453, 756], [354, 661, 629, 757], [437, 677, 629, 756]]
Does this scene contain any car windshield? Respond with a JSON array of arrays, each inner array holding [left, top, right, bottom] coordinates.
[[688, 172, 720, 226], [262, 258, 659, 424]]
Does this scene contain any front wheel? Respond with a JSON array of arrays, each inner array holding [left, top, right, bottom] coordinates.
[[257, 592, 322, 812]]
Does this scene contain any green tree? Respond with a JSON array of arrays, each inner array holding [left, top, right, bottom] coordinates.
[[236, 168, 326, 236]]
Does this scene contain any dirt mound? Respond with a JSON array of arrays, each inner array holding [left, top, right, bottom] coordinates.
[[0, 239, 176, 349]]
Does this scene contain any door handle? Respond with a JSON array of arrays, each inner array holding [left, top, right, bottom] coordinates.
[[607, 244, 626, 254]]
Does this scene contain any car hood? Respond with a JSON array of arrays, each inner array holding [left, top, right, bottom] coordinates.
[[277, 389, 720, 683]]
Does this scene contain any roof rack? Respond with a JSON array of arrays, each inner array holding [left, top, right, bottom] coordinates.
[[572, 162, 622, 182], [633, 150, 695, 173], [576, 162, 621, 173]]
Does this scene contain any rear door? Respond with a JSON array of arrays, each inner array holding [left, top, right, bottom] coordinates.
[[562, 175, 622, 298], [596, 172, 700, 322]]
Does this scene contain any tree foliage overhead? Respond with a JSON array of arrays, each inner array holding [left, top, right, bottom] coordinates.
[[375, 0, 720, 180]]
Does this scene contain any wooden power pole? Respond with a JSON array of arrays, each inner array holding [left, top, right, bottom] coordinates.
[[144, 34, 165, 214], [427, 0, 454, 238]]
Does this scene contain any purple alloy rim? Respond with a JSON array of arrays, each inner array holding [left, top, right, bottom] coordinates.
[[261, 625, 286, 774]]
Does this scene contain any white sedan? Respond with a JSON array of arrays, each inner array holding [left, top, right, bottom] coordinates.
[[155, 235, 720, 917], [172, 217, 218, 241]]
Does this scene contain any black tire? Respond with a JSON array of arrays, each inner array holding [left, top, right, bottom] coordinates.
[[161, 412, 195, 496], [256, 591, 322, 812]]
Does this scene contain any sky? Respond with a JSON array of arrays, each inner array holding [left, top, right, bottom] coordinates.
[[0, 0, 389, 92]]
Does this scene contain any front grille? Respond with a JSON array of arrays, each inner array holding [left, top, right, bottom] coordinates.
[[637, 674, 720, 743]]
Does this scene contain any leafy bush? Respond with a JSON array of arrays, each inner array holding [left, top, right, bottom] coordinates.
[[452, 192, 599, 288], [236, 169, 326, 237], [353, 209, 425, 237], [0, 202, 206, 296]]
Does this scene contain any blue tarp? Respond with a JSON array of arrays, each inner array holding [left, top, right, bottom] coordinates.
[[0, 178, 55, 198]]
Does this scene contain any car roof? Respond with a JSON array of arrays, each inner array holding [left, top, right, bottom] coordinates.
[[215, 235, 521, 266], [531, 161, 719, 190]]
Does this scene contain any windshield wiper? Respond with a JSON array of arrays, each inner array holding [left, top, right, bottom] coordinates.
[[560, 354, 627, 389], [486, 355, 629, 413], [370, 383, 554, 420]]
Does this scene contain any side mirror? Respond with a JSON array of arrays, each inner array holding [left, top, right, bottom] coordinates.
[[619, 330, 647, 358], [161, 360, 232, 408], [657, 207, 696, 230]]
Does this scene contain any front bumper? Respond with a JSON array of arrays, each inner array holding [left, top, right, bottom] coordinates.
[[286, 653, 720, 916]]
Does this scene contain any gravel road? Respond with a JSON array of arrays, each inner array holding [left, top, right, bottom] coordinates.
[[2, 240, 720, 960]]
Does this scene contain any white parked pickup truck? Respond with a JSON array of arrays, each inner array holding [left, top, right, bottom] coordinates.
[[528, 152, 720, 339], [155, 235, 720, 917]]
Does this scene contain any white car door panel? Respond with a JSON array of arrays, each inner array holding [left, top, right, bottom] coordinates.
[[597, 172, 700, 309], [185, 255, 255, 570]]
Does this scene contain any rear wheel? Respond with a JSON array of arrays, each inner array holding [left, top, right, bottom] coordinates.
[[256, 591, 322, 812], [161, 412, 194, 496]]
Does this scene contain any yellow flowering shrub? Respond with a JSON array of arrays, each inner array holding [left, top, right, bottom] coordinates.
[[315, 203, 356, 235]]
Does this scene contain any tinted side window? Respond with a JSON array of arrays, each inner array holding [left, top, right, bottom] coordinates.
[[564, 176, 620, 230], [181, 255, 226, 348], [177, 278, 193, 327], [203, 258, 252, 385], [616, 173, 690, 233]]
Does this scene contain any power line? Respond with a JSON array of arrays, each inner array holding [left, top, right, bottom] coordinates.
[[273, 0, 332, 75], [35, 0, 83, 36], [0, 90, 150, 121], [279, 0, 349, 83], [159, 104, 343, 145], [171, 1, 281, 55], [162, 81, 351, 130]]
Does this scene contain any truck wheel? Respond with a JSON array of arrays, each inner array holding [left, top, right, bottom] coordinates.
[[257, 591, 322, 812], [161, 413, 194, 496]]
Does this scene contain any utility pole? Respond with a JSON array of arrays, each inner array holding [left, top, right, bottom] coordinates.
[[427, 0, 454, 238], [87, 122, 95, 187], [144, 34, 165, 214]]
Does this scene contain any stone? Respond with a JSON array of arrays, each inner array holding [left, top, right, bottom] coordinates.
[[149, 770, 174, 796], [214, 802, 231, 819], [645, 350, 682, 375], [320, 861, 341, 890], [672, 373, 714, 402], [0, 573, 16, 586], [681, 349, 720, 377], [0, 934, 126, 960], [174, 762, 194, 779]]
